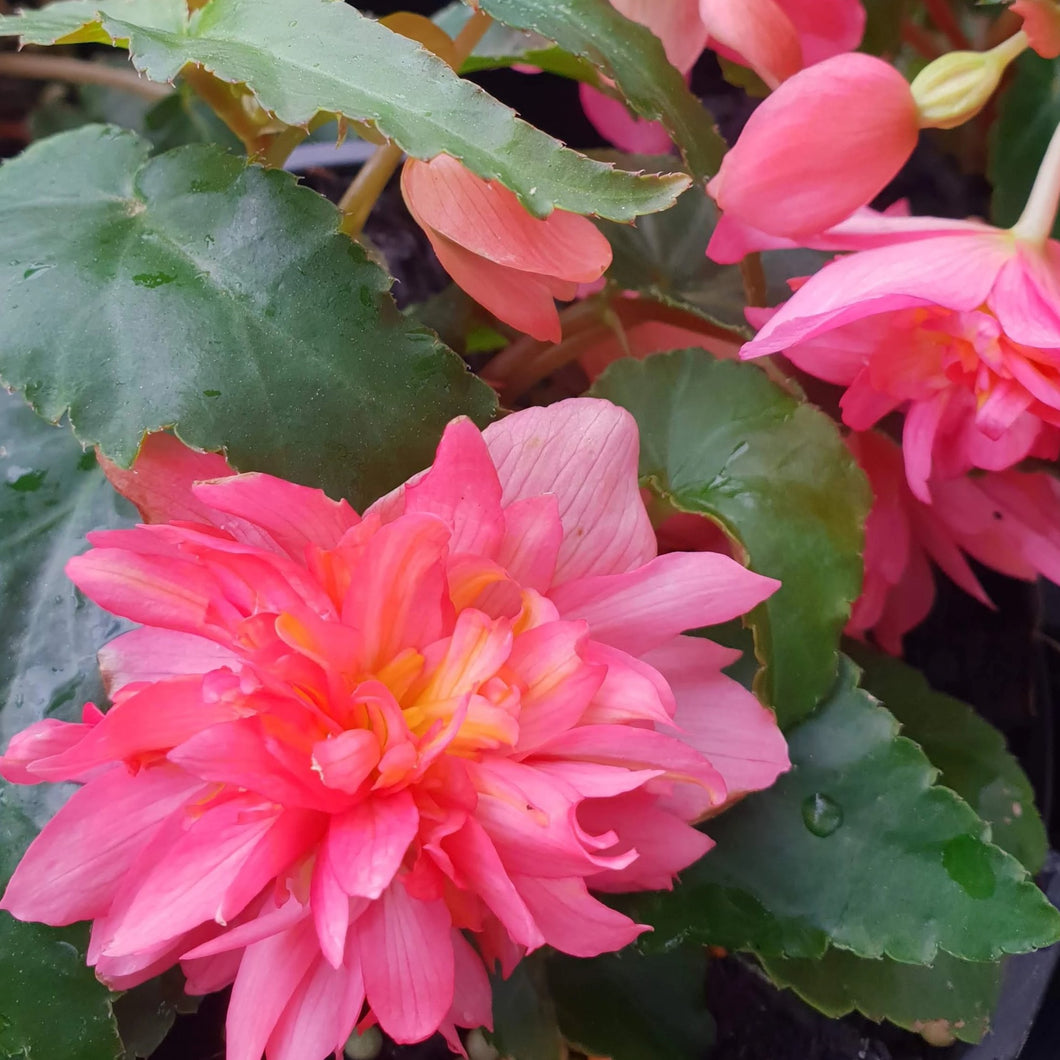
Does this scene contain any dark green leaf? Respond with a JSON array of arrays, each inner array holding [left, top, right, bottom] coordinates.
[[760, 949, 1001, 1044], [0, 389, 133, 826], [474, 0, 725, 181], [989, 50, 1060, 234], [859, 0, 911, 57], [0, 794, 121, 1060], [617, 658, 1060, 963], [0, 125, 497, 508], [489, 955, 564, 1060], [848, 644, 1049, 874], [0, 0, 689, 220], [113, 969, 198, 1060], [591, 349, 870, 726], [548, 946, 714, 1060]]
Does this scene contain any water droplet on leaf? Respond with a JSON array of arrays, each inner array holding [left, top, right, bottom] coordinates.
[[132, 272, 176, 289], [802, 792, 842, 837]]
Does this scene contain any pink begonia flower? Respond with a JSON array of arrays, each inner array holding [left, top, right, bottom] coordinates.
[[740, 216, 1060, 499], [847, 430, 1060, 653], [1013, 1, 1060, 58], [401, 155, 612, 344], [707, 53, 920, 240], [0, 400, 787, 1059]]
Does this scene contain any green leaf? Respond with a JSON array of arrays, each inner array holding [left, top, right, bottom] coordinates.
[[0, 0, 689, 221], [112, 969, 198, 1060], [474, 0, 725, 181], [0, 125, 497, 508], [547, 946, 714, 1060], [489, 955, 564, 1060], [0, 389, 133, 826], [0, 794, 122, 1060], [593, 164, 748, 335], [591, 350, 870, 726], [848, 644, 1049, 874], [989, 50, 1060, 235], [617, 658, 1060, 963], [433, 2, 596, 82], [759, 949, 1001, 1045]]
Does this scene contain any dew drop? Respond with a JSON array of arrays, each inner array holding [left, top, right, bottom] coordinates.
[[132, 271, 176, 289], [22, 263, 53, 280], [801, 792, 842, 837]]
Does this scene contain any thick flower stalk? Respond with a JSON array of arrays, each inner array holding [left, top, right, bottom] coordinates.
[[0, 400, 787, 1059], [847, 430, 1060, 653], [401, 155, 612, 343], [740, 123, 1060, 500]]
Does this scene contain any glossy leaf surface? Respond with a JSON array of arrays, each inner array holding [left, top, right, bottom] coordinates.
[[593, 350, 869, 725], [0, 125, 496, 507]]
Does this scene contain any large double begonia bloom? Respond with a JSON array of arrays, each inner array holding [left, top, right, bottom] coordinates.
[[847, 430, 1060, 653], [401, 155, 612, 344], [740, 216, 1060, 500], [706, 53, 920, 240], [0, 399, 787, 1060]]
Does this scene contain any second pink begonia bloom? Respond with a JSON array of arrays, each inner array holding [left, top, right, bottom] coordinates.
[[707, 53, 919, 240], [847, 430, 1060, 653], [741, 212, 1060, 500], [1013, 0, 1060, 59], [0, 399, 786, 1060], [401, 155, 613, 343]]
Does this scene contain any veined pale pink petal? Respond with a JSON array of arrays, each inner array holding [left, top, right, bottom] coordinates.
[[579, 83, 674, 154], [97, 627, 239, 694], [326, 790, 419, 900], [708, 54, 919, 238], [643, 636, 790, 803], [357, 882, 455, 1044], [699, 0, 803, 87], [484, 398, 656, 582], [550, 551, 779, 654]]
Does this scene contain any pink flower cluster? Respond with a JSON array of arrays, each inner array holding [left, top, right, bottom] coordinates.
[[1, 400, 787, 1058]]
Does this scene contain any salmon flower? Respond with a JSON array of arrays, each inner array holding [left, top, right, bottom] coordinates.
[[401, 155, 612, 343], [847, 431, 1060, 653], [1013, 1, 1060, 58], [0, 400, 787, 1059], [741, 124, 1060, 500]]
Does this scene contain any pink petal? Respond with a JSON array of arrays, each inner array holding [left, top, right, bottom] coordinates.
[[484, 399, 656, 583], [401, 156, 611, 282], [579, 83, 674, 153], [779, 0, 866, 66], [226, 918, 322, 1060], [700, 0, 803, 87], [612, 0, 709, 73], [325, 791, 420, 900], [357, 882, 455, 1044], [97, 627, 239, 694], [192, 473, 359, 556], [448, 930, 493, 1030], [510, 875, 646, 957], [100, 431, 234, 524], [550, 551, 779, 654], [642, 635, 789, 803], [707, 54, 918, 238], [1, 765, 202, 925], [496, 495, 563, 591], [0, 716, 95, 784]]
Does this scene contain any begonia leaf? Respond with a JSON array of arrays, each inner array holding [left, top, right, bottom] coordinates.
[[0, 0, 689, 221], [0, 389, 133, 827], [547, 946, 715, 1060], [433, 2, 595, 82], [849, 644, 1049, 874], [112, 969, 199, 1059], [591, 349, 870, 725], [759, 949, 1001, 1044], [0, 794, 122, 1060], [0, 125, 497, 507], [989, 50, 1060, 237], [489, 955, 565, 1060], [471, 0, 726, 180], [617, 658, 1060, 963]]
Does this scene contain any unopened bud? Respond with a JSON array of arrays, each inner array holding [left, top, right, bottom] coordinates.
[[912, 31, 1029, 130]]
